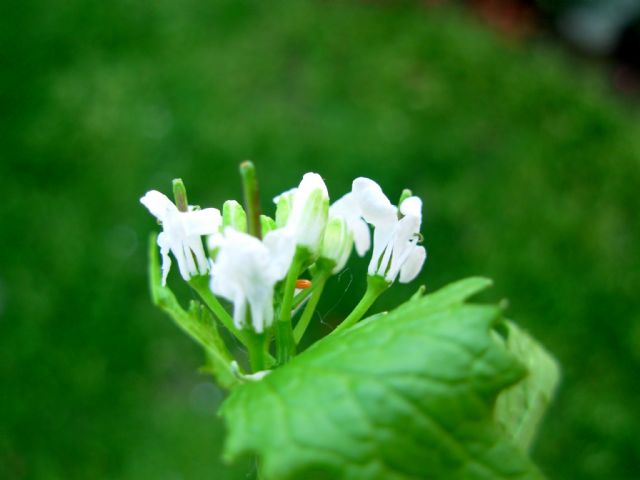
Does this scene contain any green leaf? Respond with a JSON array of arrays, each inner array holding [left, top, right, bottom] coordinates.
[[220, 278, 547, 479], [494, 321, 560, 452]]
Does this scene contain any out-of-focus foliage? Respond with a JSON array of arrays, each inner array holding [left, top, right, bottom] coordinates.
[[1, 0, 639, 479]]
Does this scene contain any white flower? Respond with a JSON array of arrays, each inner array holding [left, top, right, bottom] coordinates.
[[352, 178, 426, 283], [328, 192, 371, 257], [208, 228, 296, 333], [279, 173, 329, 254], [140, 190, 222, 286]]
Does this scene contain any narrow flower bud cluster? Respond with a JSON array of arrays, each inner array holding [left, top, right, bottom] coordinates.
[[141, 167, 426, 377]]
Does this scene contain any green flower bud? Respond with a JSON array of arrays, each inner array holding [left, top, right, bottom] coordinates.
[[319, 216, 353, 273], [222, 200, 247, 232], [172, 178, 189, 212], [274, 189, 295, 228], [260, 215, 277, 236]]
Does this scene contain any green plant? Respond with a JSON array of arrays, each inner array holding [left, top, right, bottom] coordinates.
[[142, 164, 559, 479]]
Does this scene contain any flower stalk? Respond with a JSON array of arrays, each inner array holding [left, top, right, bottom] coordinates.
[[189, 275, 251, 346], [247, 333, 269, 373], [240, 160, 262, 239], [293, 268, 330, 344], [276, 251, 305, 364], [331, 275, 389, 335]]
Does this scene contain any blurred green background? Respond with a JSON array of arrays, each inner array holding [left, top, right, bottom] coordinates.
[[2, 0, 639, 478]]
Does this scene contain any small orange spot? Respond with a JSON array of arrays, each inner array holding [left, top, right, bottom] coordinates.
[[295, 279, 312, 289]]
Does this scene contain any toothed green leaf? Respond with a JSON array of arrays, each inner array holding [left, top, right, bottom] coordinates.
[[220, 278, 550, 479], [494, 321, 560, 452]]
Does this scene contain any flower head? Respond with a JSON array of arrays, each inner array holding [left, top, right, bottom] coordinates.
[[352, 177, 426, 284], [141, 190, 221, 285], [208, 228, 295, 333]]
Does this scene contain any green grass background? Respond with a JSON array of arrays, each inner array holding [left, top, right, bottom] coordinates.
[[1, 0, 639, 478]]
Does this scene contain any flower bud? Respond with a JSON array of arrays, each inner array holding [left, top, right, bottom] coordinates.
[[222, 200, 247, 232], [319, 217, 353, 273], [172, 178, 189, 212], [286, 173, 329, 255], [260, 215, 277, 235], [274, 188, 295, 228]]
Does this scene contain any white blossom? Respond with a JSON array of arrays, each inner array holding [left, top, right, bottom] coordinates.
[[208, 228, 296, 333], [352, 177, 426, 283], [328, 192, 371, 257], [279, 173, 329, 254], [140, 190, 221, 285]]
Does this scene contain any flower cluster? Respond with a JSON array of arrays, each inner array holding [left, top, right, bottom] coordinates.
[[141, 165, 426, 378]]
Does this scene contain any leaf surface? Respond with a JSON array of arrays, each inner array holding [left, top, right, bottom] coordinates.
[[494, 321, 560, 452], [221, 278, 548, 479]]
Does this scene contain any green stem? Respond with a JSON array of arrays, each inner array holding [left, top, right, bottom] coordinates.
[[331, 275, 389, 336], [189, 276, 250, 347], [293, 270, 329, 344], [247, 333, 267, 372], [240, 161, 262, 239], [292, 285, 313, 310], [276, 253, 303, 364]]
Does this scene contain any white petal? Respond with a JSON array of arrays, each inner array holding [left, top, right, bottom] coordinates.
[[297, 172, 328, 200], [351, 218, 371, 256], [210, 262, 235, 300], [169, 235, 191, 281], [181, 240, 198, 278], [394, 210, 421, 246], [352, 177, 397, 225], [286, 172, 329, 251], [157, 232, 172, 286], [186, 235, 209, 275], [399, 196, 422, 220], [183, 208, 222, 236], [263, 228, 296, 280], [248, 287, 273, 333], [399, 245, 426, 283], [208, 226, 298, 333], [328, 192, 356, 218], [232, 290, 247, 330], [368, 226, 394, 276], [329, 193, 371, 256], [140, 190, 177, 220], [273, 187, 297, 205], [207, 231, 225, 251]]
